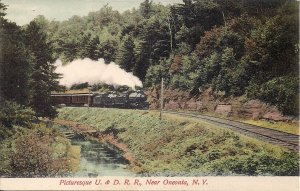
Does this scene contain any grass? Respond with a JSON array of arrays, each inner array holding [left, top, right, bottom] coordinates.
[[57, 107, 299, 176], [201, 111, 299, 135], [164, 109, 299, 135], [241, 119, 299, 135]]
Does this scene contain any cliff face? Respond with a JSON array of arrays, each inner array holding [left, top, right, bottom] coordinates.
[[146, 87, 293, 122]]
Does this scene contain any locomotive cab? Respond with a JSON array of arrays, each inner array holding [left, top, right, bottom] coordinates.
[[128, 91, 148, 109]]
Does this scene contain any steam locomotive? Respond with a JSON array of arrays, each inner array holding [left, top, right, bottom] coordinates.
[[51, 91, 148, 109]]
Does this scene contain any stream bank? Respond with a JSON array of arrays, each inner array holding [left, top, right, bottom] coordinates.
[[53, 119, 137, 176], [56, 107, 299, 176]]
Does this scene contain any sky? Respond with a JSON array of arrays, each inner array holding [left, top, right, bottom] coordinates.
[[2, 0, 183, 26]]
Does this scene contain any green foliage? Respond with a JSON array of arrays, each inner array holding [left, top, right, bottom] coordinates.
[[103, 123, 126, 135], [0, 101, 35, 129], [207, 151, 299, 176], [145, 59, 170, 87], [212, 48, 247, 96], [70, 82, 89, 90], [0, 121, 77, 177], [25, 20, 60, 118], [58, 107, 299, 176], [2, 0, 294, 115], [0, 124, 14, 141], [219, 30, 245, 59], [207, 149, 222, 160], [115, 35, 135, 72], [242, 2, 299, 115], [248, 5, 299, 78], [98, 37, 118, 63], [0, 20, 31, 105], [79, 34, 101, 60], [0, 2, 79, 177], [48, 5, 122, 64], [172, 0, 223, 48], [242, 0, 283, 16], [7, 125, 73, 177], [140, 0, 154, 19], [170, 74, 192, 90], [258, 76, 298, 115], [0, 0, 7, 18], [0, 101, 35, 145]]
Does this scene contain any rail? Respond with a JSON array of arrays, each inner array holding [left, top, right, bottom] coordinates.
[[163, 110, 299, 152]]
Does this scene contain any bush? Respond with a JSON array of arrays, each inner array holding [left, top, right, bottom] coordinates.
[[58, 107, 299, 176], [0, 139, 13, 176], [103, 123, 126, 135], [207, 149, 222, 160], [0, 124, 14, 141], [258, 76, 298, 115], [10, 125, 72, 177], [208, 151, 299, 176], [0, 101, 35, 128]]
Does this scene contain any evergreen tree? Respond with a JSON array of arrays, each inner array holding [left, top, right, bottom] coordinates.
[[173, 0, 223, 49], [133, 40, 150, 81], [0, 2, 30, 105], [98, 38, 118, 63], [0, 0, 6, 19], [140, 0, 153, 19], [87, 35, 101, 60], [79, 33, 101, 60], [115, 35, 135, 72], [25, 21, 60, 118]]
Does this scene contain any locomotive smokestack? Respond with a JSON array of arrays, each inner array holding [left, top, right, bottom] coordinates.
[[55, 58, 142, 89]]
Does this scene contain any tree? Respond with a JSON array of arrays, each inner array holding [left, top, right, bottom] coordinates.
[[0, 6, 30, 105], [173, 0, 223, 49], [133, 40, 150, 81], [98, 38, 118, 63], [259, 76, 298, 115], [25, 21, 60, 118], [140, 0, 153, 19], [0, 0, 6, 19], [145, 58, 170, 87], [212, 48, 246, 96], [115, 35, 135, 72], [78, 33, 101, 60], [241, 0, 283, 16]]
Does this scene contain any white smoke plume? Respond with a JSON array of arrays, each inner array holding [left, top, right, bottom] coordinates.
[[54, 58, 142, 89]]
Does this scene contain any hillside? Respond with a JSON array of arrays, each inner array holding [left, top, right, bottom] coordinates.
[[57, 107, 299, 176], [43, 0, 298, 117], [1, 0, 298, 120]]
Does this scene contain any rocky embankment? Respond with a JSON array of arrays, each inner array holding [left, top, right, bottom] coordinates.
[[146, 87, 295, 122]]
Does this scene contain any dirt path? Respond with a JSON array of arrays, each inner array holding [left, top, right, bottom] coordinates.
[[53, 119, 137, 165]]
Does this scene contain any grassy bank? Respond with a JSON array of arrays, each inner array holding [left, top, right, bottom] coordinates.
[[241, 119, 299, 135], [58, 107, 299, 176], [163, 110, 299, 135]]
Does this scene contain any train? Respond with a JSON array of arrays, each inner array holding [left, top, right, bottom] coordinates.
[[51, 90, 149, 109]]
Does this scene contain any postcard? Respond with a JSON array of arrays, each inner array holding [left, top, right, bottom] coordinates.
[[0, 0, 299, 190]]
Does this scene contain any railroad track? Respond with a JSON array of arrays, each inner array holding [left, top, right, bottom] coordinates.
[[163, 110, 299, 152]]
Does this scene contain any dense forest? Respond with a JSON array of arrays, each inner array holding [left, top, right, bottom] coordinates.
[[1, 0, 299, 117], [0, 0, 299, 177], [37, 0, 300, 116], [0, 1, 73, 177]]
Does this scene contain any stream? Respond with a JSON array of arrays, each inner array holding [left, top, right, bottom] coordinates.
[[55, 124, 134, 177]]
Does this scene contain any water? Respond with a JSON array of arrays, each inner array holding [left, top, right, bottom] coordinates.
[[54, 124, 134, 177], [70, 138, 134, 177]]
